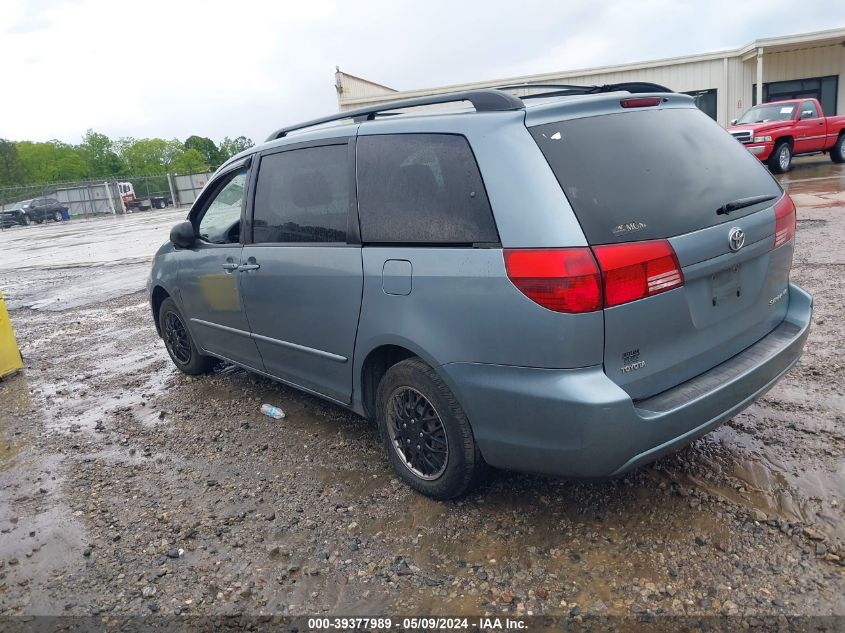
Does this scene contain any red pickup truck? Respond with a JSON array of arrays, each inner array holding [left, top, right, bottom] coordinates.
[[726, 97, 845, 173]]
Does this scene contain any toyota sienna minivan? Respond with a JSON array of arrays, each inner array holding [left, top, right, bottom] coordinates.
[[149, 84, 812, 499]]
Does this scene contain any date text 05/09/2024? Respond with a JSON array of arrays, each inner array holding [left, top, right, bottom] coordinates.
[[307, 617, 527, 630]]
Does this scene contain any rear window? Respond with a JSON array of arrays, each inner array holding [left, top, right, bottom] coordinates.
[[530, 107, 782, 244], [356, 134, 498, 244]]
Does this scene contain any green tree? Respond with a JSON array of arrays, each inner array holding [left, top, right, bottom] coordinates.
[[0, 139, 25, 186], [79, 129, 125, 178], [184, 135, 220, 168], [17, 141, 88, 183], [171, 148, 207, 174], [218, 136, 254, 161], [118, 138, 186, 175]]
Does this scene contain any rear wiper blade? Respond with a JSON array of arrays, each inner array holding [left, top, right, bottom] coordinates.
[[716, 194, 778, 215]]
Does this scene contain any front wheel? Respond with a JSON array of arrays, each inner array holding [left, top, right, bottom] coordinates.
[[376, 358, 483, 499], [831, 134, 845, 164], [53, 211, 63, 222], [768, 141, 792, 173], [22, 214, 32, 226], [158, 297, 215, 375]]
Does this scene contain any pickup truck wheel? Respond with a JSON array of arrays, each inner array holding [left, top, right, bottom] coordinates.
[[158, 297, 215, 375], [768, 141, 792, 173], [376, 358, 484, 499], [22, 214, 32, 226], [831, 134, 845, 164], [53, 211, 62, 222]]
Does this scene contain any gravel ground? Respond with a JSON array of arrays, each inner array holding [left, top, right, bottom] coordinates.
[[1, 160, 844, 624]]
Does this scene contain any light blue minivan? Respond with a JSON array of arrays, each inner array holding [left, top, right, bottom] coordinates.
[[149, 85, 812, 498]]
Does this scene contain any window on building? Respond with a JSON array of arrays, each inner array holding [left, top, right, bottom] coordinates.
[[684, 88, 717, 120], [753, 75, 838, 116], [252, 145, 349, 243], [356, 134, 498, 244]]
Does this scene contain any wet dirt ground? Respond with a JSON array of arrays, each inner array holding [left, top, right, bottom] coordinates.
[[1, 157, 844, 622]]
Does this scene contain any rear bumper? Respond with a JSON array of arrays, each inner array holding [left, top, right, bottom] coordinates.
[[440, 283, 812, 478]]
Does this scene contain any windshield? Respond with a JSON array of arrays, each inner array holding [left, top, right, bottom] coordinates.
[[737, 103, 796, 124]]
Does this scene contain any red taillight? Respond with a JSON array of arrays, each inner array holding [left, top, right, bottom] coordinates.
[[620, 97, 661, 108], [592, 240, 684, 308], [503, 248, 602, 313], [773, 193, 796, 249]]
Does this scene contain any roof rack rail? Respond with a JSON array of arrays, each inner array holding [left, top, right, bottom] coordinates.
[[266, 89, 524, 141], [495, 81, 674, 99]]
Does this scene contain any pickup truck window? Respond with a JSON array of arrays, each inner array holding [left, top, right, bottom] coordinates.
[[800, 101, 819, 119], [737, 103, 795, 124]]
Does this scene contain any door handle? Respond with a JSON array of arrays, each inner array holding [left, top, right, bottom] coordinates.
[[239, 263, 260, 272], [221, 262, 239, 272]]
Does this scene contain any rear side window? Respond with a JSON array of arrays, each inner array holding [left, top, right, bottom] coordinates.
[[357, 134, 498, 244], [530, 107, 782, 244], [253, 145, 349, 243]]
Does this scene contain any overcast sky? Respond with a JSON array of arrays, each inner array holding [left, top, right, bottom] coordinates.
[[2, 0, 844, 145]]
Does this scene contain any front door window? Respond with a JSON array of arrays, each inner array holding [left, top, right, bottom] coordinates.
[[197, 169, 247, 244]]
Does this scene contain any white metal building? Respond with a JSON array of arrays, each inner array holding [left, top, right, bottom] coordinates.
[[335, 27, 845, 126]]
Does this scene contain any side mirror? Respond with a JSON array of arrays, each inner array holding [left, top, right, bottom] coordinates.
[[170, 221, 196, 248], [800, 110, 814, 120], [730, 118, 738, 126]]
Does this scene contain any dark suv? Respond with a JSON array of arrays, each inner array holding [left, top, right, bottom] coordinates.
[[0, 198, 65, 227], [28, 198, 66, 223], [148, 86, 812, 499]]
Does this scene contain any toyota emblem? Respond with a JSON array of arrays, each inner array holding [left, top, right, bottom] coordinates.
[[728, 227, 745, 252]]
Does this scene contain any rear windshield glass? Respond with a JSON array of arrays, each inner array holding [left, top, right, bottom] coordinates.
[[529, 107, 782, 244]]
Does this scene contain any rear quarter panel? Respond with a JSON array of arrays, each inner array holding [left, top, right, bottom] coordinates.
[[351, 111, 605, 409]]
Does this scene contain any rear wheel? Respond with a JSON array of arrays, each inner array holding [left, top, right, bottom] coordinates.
[[158, 297, 214, 375], [768, 141, 792, 173], [831, 134, 845, 164], [376, 357, 483, 499]]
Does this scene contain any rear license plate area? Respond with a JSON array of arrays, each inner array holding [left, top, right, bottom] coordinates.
[[710, 264, 742, 307]]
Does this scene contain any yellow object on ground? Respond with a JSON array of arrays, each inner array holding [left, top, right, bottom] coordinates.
[[0, 290, 23, 379]]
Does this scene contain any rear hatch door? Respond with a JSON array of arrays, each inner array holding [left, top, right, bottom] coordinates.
[[529, 100, 793, 400]]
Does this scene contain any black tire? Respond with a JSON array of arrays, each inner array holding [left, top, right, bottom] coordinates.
[[22, 214, 32, 226], [768, 140, 792, 173], [53, 211, 62, 222], [831, 134, 845, 164], [376, 357, 483, 499], [158, 297, 214, 375]]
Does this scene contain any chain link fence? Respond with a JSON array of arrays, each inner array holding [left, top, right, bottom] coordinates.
[[0, 171, 215, 219]]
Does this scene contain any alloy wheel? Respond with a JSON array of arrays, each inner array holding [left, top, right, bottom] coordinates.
[[163, 311, 192, 365], [779, 146, 790, 171], [386, 387, 449, 480]]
